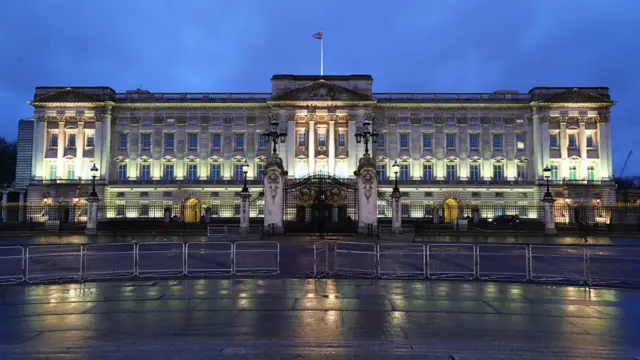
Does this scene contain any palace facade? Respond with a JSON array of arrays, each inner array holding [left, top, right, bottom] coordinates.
[[23, 74, 615, 223]]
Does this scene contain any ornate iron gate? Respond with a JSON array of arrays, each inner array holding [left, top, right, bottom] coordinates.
[[283, 174, 358, 234]]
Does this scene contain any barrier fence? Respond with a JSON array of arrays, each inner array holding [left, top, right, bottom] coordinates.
[[0, 242, 639, 287]]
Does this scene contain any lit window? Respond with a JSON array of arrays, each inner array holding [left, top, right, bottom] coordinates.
[[338, 133, 345, 147], [234, 164, 244, 180], [67, 133, 76, 148], [297, 132, 306, 147], [210, 163, 221, 180], [257, 164, 265, 181], [86, 134, 95, 148], [550, 165, 559, 181], [66, 163, 75, 179], [49, 133, 58, 148], [550, 133, 559, 148], [493, 164, 504, 181], [140, 164, 150, 180], [399, 164, 409, 181], [516, 133, 525, 150], [164, 164, 174, 180], [376, 164, 386, 181], [423, 164, 433, 180], [586, 133, 595, 148], [259, 134, 266, 149], [318, 133, 326, 147], [587, 165, 596, 181], [569, 165, 577, 180], [446, 164, 457, 180], [48, 163, 57, 179], [517, 164, 526, 179]]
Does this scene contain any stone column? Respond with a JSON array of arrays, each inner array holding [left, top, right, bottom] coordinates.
[[1, 192, 7, 223], [354, 153, 378, 234], [542, 198, 557, 235], [579, 121, 587, 178], [239, 191, 251, 234], [391, 191, 402, 234], [57, 118, 65, 178], [348, 118, 357, 176], [85, 196, 99, 235], [287, 116, 295, 176], [328, 118, 336, 175], [560, 122, 568, 177], [263, 154, 287, 234], [308, 119, 315, 174], [18, 192, 25, 222], [76, 121, 85, 180], [100, 107, 113, 181]]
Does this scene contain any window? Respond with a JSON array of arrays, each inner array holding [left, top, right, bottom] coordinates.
[[210, 163, 221, 180], [297, 132, 306, 147], [164, 164, 174, 180], [399, 164, 409, 181], [48, 163, 57, 179], [423, 164, 433, 180], [469, 164, 480, 181], [118, 164, 127, 180], [568, 134, 577, 149], [234, 204, 241, 216], [469, 134, 479, 149], [422, 133, 432, 149], [235, 134, 244, 149], [446, 164, 456, 180], [550, 133, 559, 148], [86, 134, 95, 148], [493, 164, 504, 181], [142, 133, 151, 149], [516, 133, 525, 150], [64, 133, 76, 148], [187, 164, 198, 180], [376, 164, 386, 181], [550, 165, 559, 181], [165, 133, 174, 149], [234, 164, 244, 180], [140, 164, 151, 180], [116, 205, 125, 217], [188, 133, 198, 150], [65, 163, 74, 179], [569, 165, 577, 180], [424, 205, 432, 217], [399, 134, 409, 149], [446, 133, 456, 149], [492, 133, 502, 150], [586, 133, 595, 148], [377, 134, 385, 148], [140, 204, 150, 217], [318, 132, 326, 147], [119, 134, 127, 149], [259, 134, 266, 149], [257, 164, 265, 181], [338, 133, 345, 147], [587, 165, 595, 180], [211, 133, 221, 148], [49, 133, 58, 148], [401, 204, 410, 218], [378, 203, 387, 216], [517, 164, 526, 179]]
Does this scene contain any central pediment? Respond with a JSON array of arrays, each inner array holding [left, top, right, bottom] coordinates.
[[33, 88, 99, 103], [539, 88, 612, 104], [269, 80, 374, 103]]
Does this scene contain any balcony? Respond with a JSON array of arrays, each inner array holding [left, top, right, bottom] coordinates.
[[377, 179, 536, 186], [109, 179, 265, 186], [30, 179, 107, 185], [537, 179, 615, 186]]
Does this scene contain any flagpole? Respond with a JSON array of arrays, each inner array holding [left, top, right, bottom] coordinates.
[[320, 30, 324, 76]]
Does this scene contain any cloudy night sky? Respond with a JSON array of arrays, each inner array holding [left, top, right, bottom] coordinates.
[[0, 0, 638, 174]]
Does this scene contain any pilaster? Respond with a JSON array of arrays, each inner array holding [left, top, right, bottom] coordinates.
[[308, 119, 315, 174], [328, 117, 335, 175]]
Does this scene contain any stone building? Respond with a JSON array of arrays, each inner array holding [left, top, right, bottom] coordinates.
[[22, 74, 615, 224]]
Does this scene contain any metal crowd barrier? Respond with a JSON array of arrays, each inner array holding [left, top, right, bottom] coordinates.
[[137, 242, 186, 277], [307, 241, 330, 278], [335, 242, 377, 277], [233, 241, 279, 275], [186, 242, 233, 276], [378, 243, 425, 279], [26, 245, 83, 283], [0, 247, 24, 284], [427, 244, 476, 280], [529, 245, 587, 284], [84, 243, 136, 280], [477, 244, 528, 281]]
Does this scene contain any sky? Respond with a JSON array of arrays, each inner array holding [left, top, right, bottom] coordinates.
[[0, 0, 639, 175]]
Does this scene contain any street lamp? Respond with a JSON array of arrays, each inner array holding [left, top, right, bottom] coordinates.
[[263, 117, 287, 155], [89, 164, 99, 199], [392, 160, 400, 193], [241, 160, 249, 193], [543, 165, 553, 200], [354, 119, 379, 155]]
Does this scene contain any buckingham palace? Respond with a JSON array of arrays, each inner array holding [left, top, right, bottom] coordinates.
[[18, 74, 615, 225]]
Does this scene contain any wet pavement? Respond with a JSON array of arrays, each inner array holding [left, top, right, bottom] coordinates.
[[0, 279, 639, 359]]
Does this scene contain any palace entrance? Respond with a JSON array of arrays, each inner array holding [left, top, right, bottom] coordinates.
[[444, 198, 460, 224], [283, 174, 358, 234], [183, 197, 201, 223]]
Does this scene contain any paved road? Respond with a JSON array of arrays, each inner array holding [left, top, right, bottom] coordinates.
[[0, 279, 639, 359]]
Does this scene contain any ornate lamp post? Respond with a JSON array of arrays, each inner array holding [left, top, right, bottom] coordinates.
[[354, 119, 379, 155], [241, 160, 250, 193], [263, 117, 288, 155], [392, 160, 400, 192], [543, 165, 553, 200], [89, 164, 99, 199], [391, 160, 402, 233]]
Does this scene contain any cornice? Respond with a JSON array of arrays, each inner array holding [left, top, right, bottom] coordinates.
[[29, 101, 108, 108], [114, 103, 269, 109], [376, 103, 530, 109], [529, 101, 616, 109], [267, 100, 377, 107]]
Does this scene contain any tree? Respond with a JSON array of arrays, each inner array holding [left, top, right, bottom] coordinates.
[[0, 138, 17, 186]]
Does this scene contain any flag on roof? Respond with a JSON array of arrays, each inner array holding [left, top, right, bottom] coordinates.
[[312, 31, 323, 40]]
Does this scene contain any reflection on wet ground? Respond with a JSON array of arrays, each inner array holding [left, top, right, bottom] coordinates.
[[0, 233, 639, 245], [0, 279, 639, 359]]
